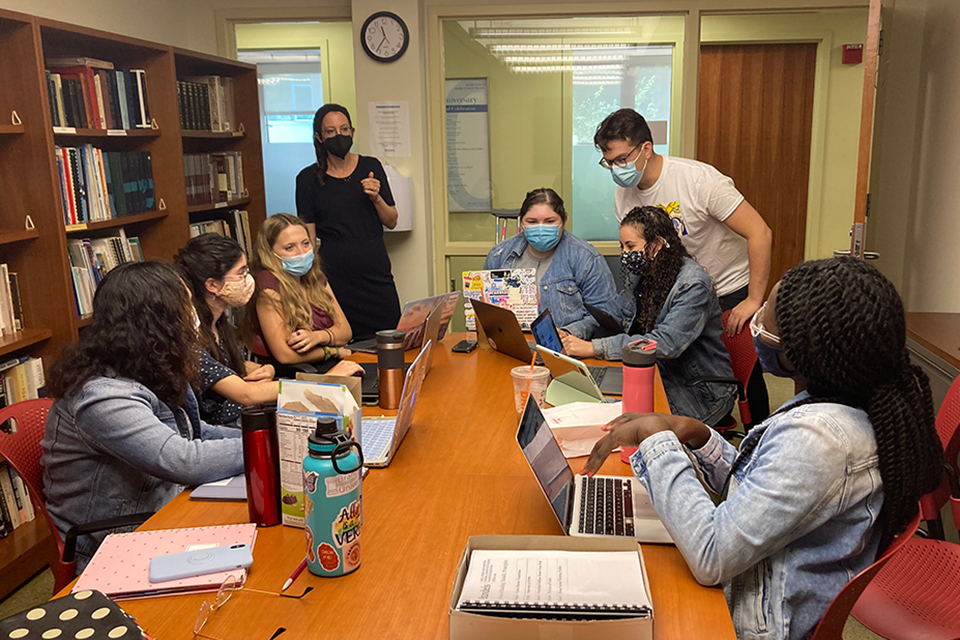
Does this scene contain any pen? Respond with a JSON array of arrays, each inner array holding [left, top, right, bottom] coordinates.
[[282, 558, 308, 592]]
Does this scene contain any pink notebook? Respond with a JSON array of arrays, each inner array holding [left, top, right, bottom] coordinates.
[[73, 523, 258, 599]]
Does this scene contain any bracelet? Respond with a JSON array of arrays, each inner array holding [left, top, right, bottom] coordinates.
[[325, 328, 334, 345]]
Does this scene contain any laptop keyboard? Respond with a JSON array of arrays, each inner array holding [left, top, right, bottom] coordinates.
[[362, 418, 396, 461], [587, 365, 607, 384], [578, 476, 634, 537]]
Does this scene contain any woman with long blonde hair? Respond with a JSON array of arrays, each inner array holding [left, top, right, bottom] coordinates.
[[249, 213, 362, 372]]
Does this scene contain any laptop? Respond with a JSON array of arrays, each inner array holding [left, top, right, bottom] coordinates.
[[349, 292, 460, 353], [530, 309, 623, 395], [585, 303, 625, 339], [516, 398, 672, 543], [471, 298, 537, 363], [535, 345, 612, 406], [359, 298, 446, 403], [362, 340, 432, 467]]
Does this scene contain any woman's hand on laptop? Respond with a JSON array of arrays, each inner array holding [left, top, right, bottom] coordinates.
[[559, 331, 595, 358]]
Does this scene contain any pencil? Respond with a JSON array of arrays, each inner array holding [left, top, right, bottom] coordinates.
[[281, 558, 308, 592]]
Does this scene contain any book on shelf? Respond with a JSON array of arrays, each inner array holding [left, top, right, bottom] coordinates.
[[55, 146, 155, 225], [0, 265, 23, 337], [189, 209, 251, 254], [177, 76, 236, 132], [183, 152, 245, 206], [46, 61, 151, 130], [67, 232, 143, 316], [0, 461, 21, 532]]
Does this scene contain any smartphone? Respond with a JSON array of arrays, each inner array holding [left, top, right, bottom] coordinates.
[[451, 339, 478, 353], [149, 543, 253, 583]]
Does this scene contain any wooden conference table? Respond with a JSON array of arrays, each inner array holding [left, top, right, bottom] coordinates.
[[70, 334, 736, 639]]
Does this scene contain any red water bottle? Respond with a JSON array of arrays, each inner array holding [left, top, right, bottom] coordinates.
[[620, 339, 657, 464], [240, 403, 281, 527]]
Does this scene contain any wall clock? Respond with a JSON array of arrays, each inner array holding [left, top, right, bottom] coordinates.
[[361, 11, 409, 63]]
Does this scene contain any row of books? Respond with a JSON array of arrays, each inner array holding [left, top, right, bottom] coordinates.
[[189, 209, 253, 257], [177, 76, 237, 132], [67, 230, 144, 317], [0, 266, 23, 338], [184, 152, 245, 207], [55, 147, 156, 226], [45, 56, 151, 130], [0, 461, 36, 539]]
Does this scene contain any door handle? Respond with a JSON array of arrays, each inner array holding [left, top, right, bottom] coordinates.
[[833, 250, 880, 260]]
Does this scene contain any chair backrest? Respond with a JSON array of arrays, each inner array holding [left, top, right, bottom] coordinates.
[[720, 309, 758, 424], [810, 508, 921, 640], [0, 398, 75, 592], [936, 375, 960, 481]]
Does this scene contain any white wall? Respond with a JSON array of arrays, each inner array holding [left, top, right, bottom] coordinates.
[[900, 0, 960, 311]]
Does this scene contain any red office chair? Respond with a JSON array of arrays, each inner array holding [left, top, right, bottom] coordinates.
[[919, 375, 960, 538], [688, 310, 757, 438], [810, 509, 921, 640], [0, 399, 151, 594]]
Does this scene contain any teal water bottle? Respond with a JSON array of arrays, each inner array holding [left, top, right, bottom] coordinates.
[[303, 417, 364, 577]]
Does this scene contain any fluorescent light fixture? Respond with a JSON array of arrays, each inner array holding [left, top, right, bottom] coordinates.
[[511, 64, 624, 73], [488, 43, 635, 52], [470, 27, 633, 38], [501, 54, 627, 63]]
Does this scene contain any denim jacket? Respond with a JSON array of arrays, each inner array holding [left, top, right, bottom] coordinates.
[[41, 375, 244, 573], [585, 257, 735, 425], [483, 230, 617, 334], [631, 392, 883, 640]]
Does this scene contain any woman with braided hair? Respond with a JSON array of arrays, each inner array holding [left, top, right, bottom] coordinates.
[[561, 205, 736, 426], [583, 257, 943, 640]]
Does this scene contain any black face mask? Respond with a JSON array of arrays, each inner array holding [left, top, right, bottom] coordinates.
[[322, 134, 353, 159]]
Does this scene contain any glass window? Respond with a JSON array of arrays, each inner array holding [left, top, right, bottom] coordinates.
[[442, 17, 683, 245]]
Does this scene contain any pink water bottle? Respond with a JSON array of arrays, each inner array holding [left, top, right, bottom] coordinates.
[[620, 339, 657, 463]]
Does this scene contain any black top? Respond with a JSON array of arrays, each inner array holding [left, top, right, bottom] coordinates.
[[197, 334, 241, 426], [295, 155, 401, 341]]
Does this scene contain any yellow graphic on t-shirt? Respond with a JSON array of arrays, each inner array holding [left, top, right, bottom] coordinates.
[[656, 201, 687, 237]]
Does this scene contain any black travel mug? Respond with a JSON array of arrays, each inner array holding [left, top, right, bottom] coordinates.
[[240, 403, 281, 527], [377, 329, 406, 410]]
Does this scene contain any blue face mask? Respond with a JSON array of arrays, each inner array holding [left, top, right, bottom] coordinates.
[[523, 224, 562, 252], [278, 249, 314, 277], [752, 332, 794, 378], [611, 155, 647, 189]]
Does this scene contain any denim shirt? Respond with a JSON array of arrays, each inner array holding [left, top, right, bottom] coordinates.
[[631, 392, 883, 640], [483, 231, 617, 333], [585, 257, 736, 425], [41, 375, 244, 573]]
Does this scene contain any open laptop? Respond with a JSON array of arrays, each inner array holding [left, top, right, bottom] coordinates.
[[362, 340, 432, 467], [535, 345, 612, 406], [349, 292, 460, 353], [360, 298, 445, 403], [530, 309, 623, 395], [471, 298, 537, 363], [516, 398, 672, 543]]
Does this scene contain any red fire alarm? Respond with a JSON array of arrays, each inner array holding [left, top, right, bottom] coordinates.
[[842, 44, 864, 65]]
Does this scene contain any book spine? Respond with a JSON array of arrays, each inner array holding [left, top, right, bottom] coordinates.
[[0, 462, 21, 529], [0, 470, 13, 536], [6, 465, 25, 523], [10, 469, 35, 522], [25, 357, 45, 399], [8, 272, 22, 332]]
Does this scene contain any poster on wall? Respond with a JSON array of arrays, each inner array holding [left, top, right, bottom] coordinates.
[[445, 78, 492, 212]]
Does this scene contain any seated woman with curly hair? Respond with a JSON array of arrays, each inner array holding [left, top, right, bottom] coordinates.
[[561, 205, 736, 426], [42, 262, 244, 573]]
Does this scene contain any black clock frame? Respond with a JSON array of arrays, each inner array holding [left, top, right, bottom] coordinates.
[[360, 11, 410, 63]]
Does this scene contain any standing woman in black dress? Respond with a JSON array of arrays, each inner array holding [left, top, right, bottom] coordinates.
[[295, 103, 402, 342]]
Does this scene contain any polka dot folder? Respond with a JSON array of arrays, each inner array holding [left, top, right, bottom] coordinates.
[[0, 589, 153, 639]]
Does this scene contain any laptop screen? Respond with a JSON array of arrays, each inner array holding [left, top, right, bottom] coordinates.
[[517, 399, 572, 528], [530, 309, 564, 354]]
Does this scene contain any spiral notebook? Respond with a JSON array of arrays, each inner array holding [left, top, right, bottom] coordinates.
[[456, 550, 652, 620], [73, 523, 257, 599]]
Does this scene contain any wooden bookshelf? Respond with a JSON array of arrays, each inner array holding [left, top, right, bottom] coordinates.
[[0, 7, 266, 597], [65, 210, 168, 234], [186, 197, 252, 214]]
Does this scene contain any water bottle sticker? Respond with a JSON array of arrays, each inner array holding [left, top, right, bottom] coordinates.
[[332, 499, 362, 548], [317, 542, 340, 572], [305, 527, 315, 562], [324, 470, 360, 497]]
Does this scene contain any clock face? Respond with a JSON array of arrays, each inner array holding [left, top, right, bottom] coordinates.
[[362, 12, 409, 62]]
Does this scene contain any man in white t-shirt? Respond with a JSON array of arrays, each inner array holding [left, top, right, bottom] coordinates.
[[594, 108, 772, 335], [595, 108, 773, 423]]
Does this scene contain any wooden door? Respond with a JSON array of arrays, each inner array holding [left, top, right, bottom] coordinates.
[[697, 42, 817, 292]]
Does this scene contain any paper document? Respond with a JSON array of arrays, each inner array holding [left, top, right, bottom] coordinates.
[[457, 550, 651, 614], [542, 402, 623, 458]]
